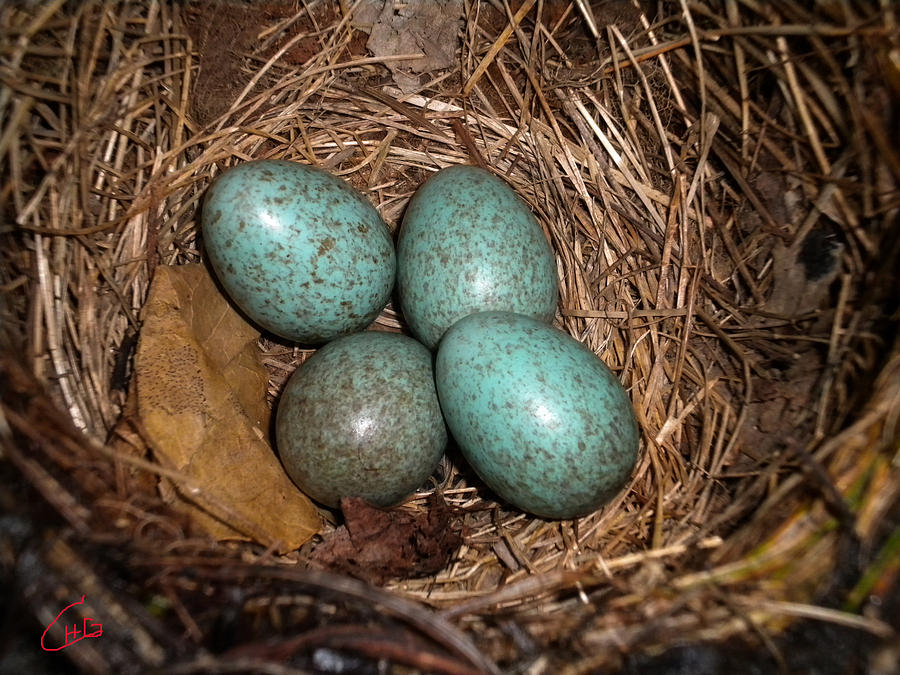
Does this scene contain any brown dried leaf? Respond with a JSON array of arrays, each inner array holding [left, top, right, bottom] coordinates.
[[362, 0, 463, 93], [134, 264, 320, 552], [309, 493, 463, 584]]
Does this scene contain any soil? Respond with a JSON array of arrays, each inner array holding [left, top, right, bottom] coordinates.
[[182, 0, 652, 130], [183, 1, 263, 127], [183, 0, 350, 127]]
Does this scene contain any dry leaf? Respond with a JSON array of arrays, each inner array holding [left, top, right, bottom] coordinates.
[[309, 493, 463, 584], [361, 0, 463, 94], [134, 264, 320, 552]]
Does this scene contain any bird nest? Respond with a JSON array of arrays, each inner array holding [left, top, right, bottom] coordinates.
[[1, 1, 898, 673]]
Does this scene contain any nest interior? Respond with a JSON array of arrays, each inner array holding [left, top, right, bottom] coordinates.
[[1, 1, 899, 673]]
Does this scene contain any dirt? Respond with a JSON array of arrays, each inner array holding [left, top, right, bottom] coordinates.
[[183, 1, 350, 127], [739, 349, 824, 467], [184, 2, 263, 127]]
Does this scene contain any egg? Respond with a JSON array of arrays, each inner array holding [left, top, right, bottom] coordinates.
[[435, 311, 639, 519], [202, 159, 395, 344], [275, 331, 447, 508], [397, 165, 558, 349]]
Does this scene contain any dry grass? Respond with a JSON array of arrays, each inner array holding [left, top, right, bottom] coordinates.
[[1, 1, 898, 672]]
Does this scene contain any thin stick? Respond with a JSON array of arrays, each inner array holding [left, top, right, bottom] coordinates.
[[463, 0, 536, 96]]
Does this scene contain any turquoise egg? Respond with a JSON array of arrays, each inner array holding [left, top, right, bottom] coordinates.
[[275, 331, 447, 508], [397, 165, 558, 349], [435, 311, 639, 519], [202, 160, 395, 344]]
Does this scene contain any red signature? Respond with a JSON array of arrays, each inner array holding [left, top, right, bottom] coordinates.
[[40, 595, 103, 651]]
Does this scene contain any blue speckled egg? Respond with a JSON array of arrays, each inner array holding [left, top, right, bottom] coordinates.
[[397, 165, 558, 349], [202, 160, 395, 344], [435, 311, 639, 519], [275, 331, 447, 508]]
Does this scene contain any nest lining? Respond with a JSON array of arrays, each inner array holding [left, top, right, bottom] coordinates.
[[1, 0, 898, 672]]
